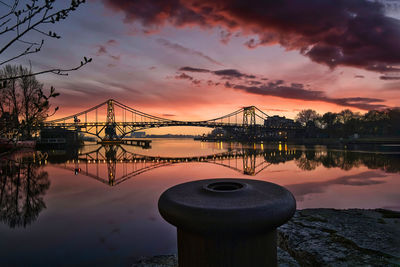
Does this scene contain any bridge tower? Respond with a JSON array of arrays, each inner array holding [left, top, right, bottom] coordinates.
[[104, 145, 117, 185], [243, 106, 256, 126], [104, 99, 118, 140], [242, 149, 256, 175]]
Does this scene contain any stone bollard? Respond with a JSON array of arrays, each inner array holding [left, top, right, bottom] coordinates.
[[158, 178, 296, 267]]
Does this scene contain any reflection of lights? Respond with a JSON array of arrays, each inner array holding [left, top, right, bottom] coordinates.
[[278, 144, 282, 151], [285, 144, 287, 151], [261, 143, 264, 150]]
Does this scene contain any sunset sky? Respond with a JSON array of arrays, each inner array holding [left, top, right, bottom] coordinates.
[[2, 0, 400, 134]]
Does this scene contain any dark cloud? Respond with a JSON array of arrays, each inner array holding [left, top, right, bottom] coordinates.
[[156, 38, 223, 66], [161, 113, 176, 117], [175, 73, 193, 80], [180, 66, 256, 79], [179, 65, 388, 110], [102, 0, 400, 73], [380, 76, 400, 80], [247, 80, 262, 85], [192, 79, 201, 85], [228, 82, 387, 110], [366, 64, 400, 73], [213, 69, 255, 79], [179, 66, 211, 73], [354, 75, 365, 78]]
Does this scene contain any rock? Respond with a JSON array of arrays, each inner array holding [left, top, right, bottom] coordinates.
[[278, 209, 400, 266], [133, 255, 178, 267], [133, 209, 400, 267], [132, 250, 299, 267]]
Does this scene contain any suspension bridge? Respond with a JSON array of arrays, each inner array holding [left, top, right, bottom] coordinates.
[[38, 99, 299, 142]]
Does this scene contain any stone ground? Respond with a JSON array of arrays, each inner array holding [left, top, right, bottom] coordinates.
[[132, 209, 400, 267]]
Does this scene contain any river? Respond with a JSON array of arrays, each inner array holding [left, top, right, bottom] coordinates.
[[0, 139, 399, 266]]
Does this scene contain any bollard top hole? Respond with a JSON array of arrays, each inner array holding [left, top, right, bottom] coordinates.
[[205, 181, 245, 192]]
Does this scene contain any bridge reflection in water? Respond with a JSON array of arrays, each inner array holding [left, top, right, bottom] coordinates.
[[51, 144, 299, 186]]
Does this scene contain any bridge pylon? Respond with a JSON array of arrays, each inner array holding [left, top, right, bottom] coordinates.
[[104, 99, 118, 140], [243, 106, 256, 127]]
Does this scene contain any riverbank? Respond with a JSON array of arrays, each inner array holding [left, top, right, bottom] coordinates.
[[133, 208, 400, 266]]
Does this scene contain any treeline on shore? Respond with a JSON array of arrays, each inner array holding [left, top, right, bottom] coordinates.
[[294, 108, 400, 138]]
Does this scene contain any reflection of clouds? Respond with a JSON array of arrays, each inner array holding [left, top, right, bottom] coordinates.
[[286, 171, 388, 201]]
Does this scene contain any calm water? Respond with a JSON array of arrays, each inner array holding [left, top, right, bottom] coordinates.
[[1, 139, 399, 266]]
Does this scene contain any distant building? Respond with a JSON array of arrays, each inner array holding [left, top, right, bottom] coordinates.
[[264, 115, 296, 128]]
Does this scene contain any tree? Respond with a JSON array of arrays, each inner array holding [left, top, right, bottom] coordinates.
[[295, 109, 320, 126], [0, 64, 58, 139], [337, 109, 355, 124], [0, 0, 91, 84]]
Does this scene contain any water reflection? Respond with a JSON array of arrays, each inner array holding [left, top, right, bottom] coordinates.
[[47, 145, 301, 185], [45, 143, 400, 187], [286, 171, 388, 201], [295, 149, 400, 172], [1, 142, 398, 229], [0, 152, 50, 228]]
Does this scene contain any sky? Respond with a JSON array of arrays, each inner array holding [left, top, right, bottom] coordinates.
[[1, 0, 400, 134]]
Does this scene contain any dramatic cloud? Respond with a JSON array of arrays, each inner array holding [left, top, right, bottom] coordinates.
[[156, 38, 223, 66], [178, 66, 388, 110], [102, 0, 400, 73], [226, 82, 387, 110]]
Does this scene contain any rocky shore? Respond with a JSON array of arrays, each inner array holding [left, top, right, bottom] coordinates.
[[133, 208, 400, 267]]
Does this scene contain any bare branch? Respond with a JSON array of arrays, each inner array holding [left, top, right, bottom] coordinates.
[[0, 39, 43, 65], [0, 57, 93, 82], [0, 0, 90, 81]]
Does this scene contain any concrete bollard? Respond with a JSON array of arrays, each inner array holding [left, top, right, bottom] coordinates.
[[158, 178, 296, 267]]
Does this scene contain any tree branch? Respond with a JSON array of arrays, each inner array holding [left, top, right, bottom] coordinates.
[[0, 57, 92, 82]]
